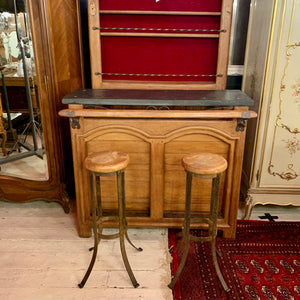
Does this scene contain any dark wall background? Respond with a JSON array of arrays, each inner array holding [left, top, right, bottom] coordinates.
[[79, 0, 91, 88]]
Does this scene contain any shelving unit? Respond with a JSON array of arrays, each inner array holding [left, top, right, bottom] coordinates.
[[88, 0, 233, 90]]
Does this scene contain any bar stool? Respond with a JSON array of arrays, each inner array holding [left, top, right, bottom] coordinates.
[[168, 152, 230, 292], [78, 151, 142, 289]]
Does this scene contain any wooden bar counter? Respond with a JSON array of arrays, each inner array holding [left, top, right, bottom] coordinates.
[[60, 89, 256, 238]]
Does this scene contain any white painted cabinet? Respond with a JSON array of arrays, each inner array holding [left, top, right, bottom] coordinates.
[[242, 0, 300, 218]]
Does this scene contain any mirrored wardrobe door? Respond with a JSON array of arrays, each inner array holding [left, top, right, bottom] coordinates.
[[0, 0, 83, 213], [0, 0, 48, 180]]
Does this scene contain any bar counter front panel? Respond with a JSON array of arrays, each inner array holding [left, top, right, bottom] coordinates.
[[60, 89, 256, 238]]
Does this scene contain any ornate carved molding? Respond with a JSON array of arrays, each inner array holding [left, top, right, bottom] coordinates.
[[267, 38, 300, 180]]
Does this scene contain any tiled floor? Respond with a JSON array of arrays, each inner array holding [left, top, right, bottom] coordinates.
[[0, 200, 299, 300]]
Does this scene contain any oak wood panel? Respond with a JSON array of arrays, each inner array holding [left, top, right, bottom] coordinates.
[[46, 0, 84, 192], [216, 0, 233, 89], [163, 129, 230, 215], [84, 128, 151, 219], [164, 174, 226, 201], [60, 108, 256, 119], [150, 140, 165, 220]]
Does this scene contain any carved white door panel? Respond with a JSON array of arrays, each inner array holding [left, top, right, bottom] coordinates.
[[258, 0, 300, 188]]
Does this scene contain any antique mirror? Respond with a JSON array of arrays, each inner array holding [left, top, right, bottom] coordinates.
[[0, 0, 48, 180]]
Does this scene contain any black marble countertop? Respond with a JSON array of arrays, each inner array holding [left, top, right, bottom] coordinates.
[[62, 89, 253, 107]]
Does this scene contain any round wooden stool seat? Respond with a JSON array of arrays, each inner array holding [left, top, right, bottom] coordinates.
[[84, 151, 129, 173], [182, 152, 227, 175]]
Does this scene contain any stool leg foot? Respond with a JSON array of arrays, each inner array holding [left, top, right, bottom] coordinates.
[[78, 172, 99, 289], [78, 237, 98, 288], [211, 238, 230, 292], [169, 171, 193, 290], [210, 174, 230, 292], [168, 237, 190, 289], [118, 170, 139, 288], [120, 231, 140, 288], [125, 230, 143, 252]]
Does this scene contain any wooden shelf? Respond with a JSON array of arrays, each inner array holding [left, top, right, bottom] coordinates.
[[100, 32, 220, 38], [100, 10, 222, 16]]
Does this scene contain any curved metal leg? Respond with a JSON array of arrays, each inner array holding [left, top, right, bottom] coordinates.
[[89, 176, 103, 251], [78, 172, 99, 288], [210, 174, 230, 292], [89, 223, 103, 251], [211, 236, 230, 292], [168, 234, 190, 289], [117, 171, 139, 288], [119, 173, 143, 252], [168, 172, 193, 289], [125, 231, 143, 252], [119, 229, 139, 288]]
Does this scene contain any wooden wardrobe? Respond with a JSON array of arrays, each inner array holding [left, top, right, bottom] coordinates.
[[0, 0, 84, 212], [242, 0, 300, 217]]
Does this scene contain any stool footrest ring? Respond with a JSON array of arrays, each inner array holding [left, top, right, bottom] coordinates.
[[190, 235, 211, 243], [98, 232, 120, 240]]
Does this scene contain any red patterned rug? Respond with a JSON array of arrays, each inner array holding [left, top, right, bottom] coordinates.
[[169, 220, 300, 300]]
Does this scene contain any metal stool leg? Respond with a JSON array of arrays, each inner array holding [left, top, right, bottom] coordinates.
[[96, 175, 102, 218], [89, 175, 103, 251], [125, 231, 143, 252], [210, 174, 230, 292], [168, 172, 193, 289], [78, 172, 99, 288], [119, 171, 143, 252], [117, 171, 140, 288]]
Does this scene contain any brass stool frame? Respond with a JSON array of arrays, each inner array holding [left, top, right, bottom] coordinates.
[[168, 171, 230, 292], [78, 168, 142, 289]]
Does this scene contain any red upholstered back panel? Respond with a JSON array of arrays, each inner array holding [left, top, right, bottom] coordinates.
[[98, 0, 222, 83], [101, 37, 219, 82]]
